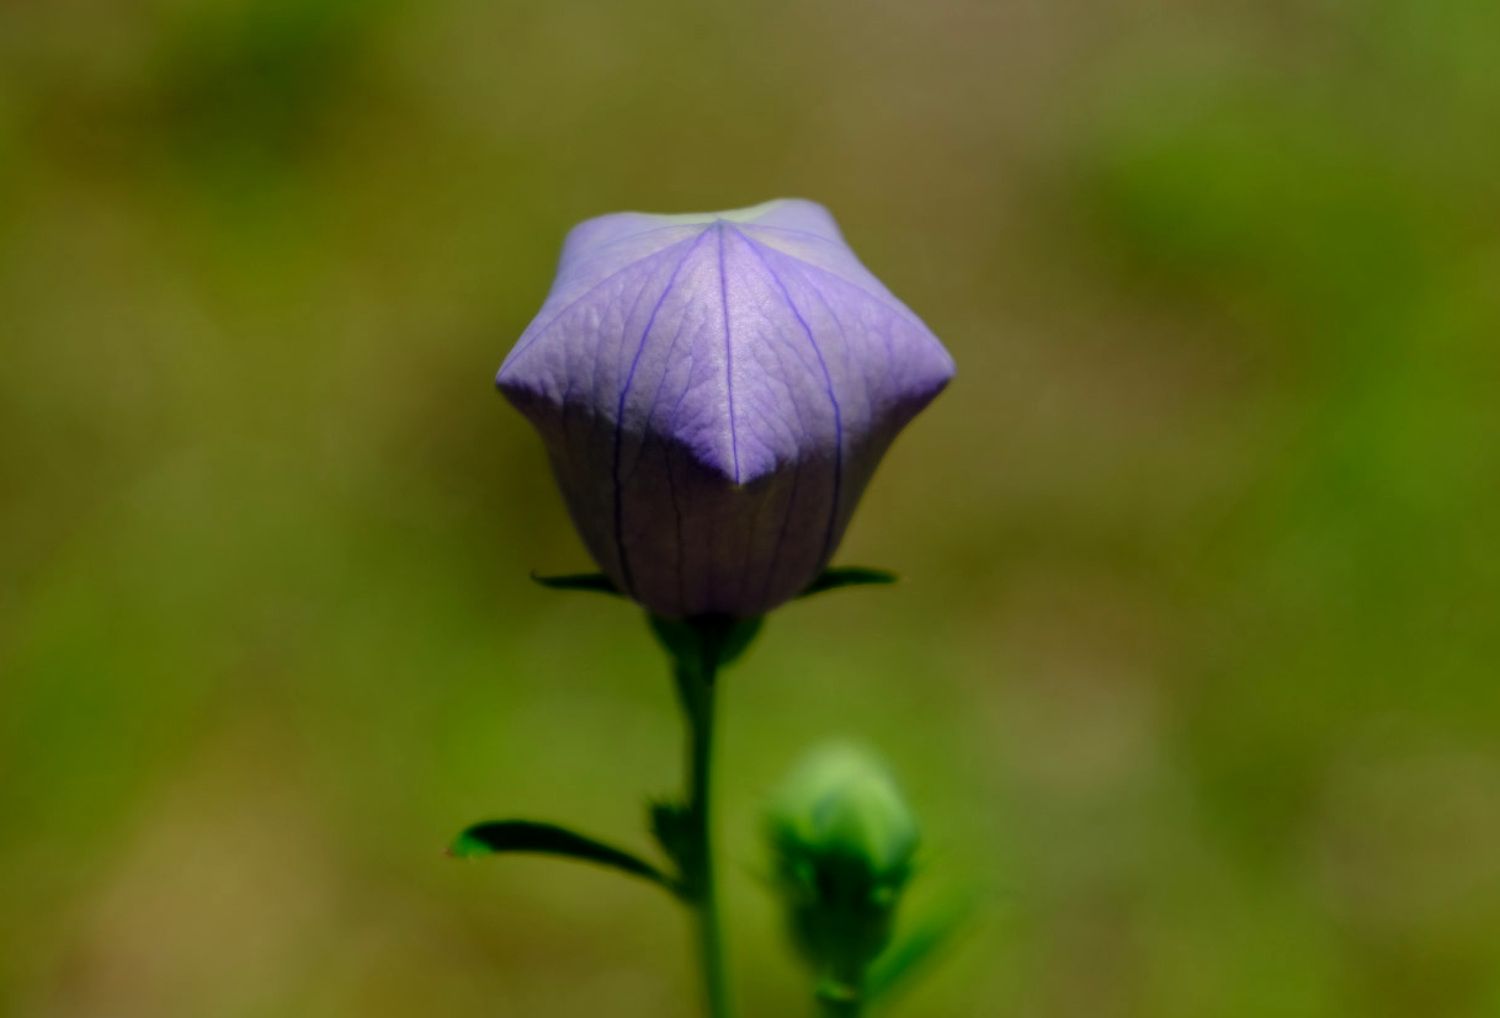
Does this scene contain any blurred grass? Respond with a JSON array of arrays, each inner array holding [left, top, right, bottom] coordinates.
[[2, 0, 1498, 1016]]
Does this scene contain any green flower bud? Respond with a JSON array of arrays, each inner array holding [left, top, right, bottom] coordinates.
[[766, 744, 920, 988]]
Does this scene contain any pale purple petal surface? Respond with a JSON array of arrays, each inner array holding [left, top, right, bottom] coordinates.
[[498, 199, 954, 619]]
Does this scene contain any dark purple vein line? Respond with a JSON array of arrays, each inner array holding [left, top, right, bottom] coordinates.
[[734, 228, 845, 566], [610, 230, 712, 599]]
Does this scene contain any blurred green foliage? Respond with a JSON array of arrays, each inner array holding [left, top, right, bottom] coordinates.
[[2, 1, 1497, 1016]]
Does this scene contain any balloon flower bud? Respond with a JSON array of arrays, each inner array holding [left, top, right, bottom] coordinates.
[[497, 199, 954, 620], [766, 743, 920, 987]]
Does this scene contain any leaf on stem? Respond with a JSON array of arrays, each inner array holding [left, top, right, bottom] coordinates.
[[798, 567, 898, 599], [865, 893, 977, 1003], [449, 820, 678, 894]]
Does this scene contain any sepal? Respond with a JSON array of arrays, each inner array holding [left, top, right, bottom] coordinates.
[[648, 614, 764, 678], [798, 567, 898, 599], [530, 571, 623, 596]]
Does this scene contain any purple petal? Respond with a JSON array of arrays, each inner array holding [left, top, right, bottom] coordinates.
[[499, 199, 954, 618]]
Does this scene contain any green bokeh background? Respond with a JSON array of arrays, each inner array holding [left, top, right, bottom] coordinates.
[[3, 1, 1498, 1015]]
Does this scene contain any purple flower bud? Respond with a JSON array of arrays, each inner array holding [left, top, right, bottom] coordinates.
[[498, 199, 954, 619]]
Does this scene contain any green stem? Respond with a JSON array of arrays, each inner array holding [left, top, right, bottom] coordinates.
[[681, 656, 731, 1018], [816, 977, 865, 1018], [655, 613, 760, 1017]]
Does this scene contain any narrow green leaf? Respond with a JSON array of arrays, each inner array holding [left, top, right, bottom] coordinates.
[[865, 894, 976, 1002], [799, 567, 899, 598], [530, 571, 623, 597], [449, 820, 677, 894]]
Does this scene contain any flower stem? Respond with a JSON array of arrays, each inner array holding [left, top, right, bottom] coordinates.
[[654, 614, 760, 1017], [818, 999, 864, 1018], [679, 654, 731, 1018], [815, 976, 866, 1018]]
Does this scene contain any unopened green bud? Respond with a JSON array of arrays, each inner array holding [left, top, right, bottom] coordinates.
[[766, 744, 920, 988]]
